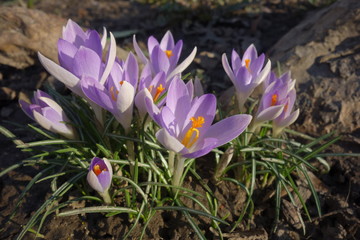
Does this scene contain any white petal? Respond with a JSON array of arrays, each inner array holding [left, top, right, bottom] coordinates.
[[135, 88, 152, 120], [38, 97, 63, 115], [103, 158, 113, 177], [116, 81, 135, 132], [101, 27, 107, 50], [255, 59, 271, 85], [38, 52, 81, 95], [222, 53, 236, 83], [276, 109, 300, 128], [100, 32, 116, 85], [133, 35, 149, 65], [255, 105, 284, 123], [33, 111, 75, 139], [156, 128, 186, 153], [87, 171, 104, 193], [166, 47, 197, 82]]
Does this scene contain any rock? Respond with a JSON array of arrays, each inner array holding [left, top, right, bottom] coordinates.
[[268, 0, 360, 138], [0, 6, 66, 69], [0, 6, 129, 69], [0, 87, 16, 102]]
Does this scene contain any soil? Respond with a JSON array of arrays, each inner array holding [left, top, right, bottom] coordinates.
[[0, 0, 359, 239]]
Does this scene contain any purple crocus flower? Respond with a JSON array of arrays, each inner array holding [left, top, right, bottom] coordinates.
[[252, 80, 287, 130], [133, 31, 197, 82], [146, 77, 252, 159], [135, 67, 167, 122], [222, 44, 271, 111], [81, 53, 138, 133], [263, 71, 296, 92], [19, 90, 76, 139], [38, 19, 116, 97], [273, 89, 300, 136], [87, 157, 113, 193]]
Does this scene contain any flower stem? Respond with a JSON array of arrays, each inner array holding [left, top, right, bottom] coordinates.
[[99, 190, 112, 205], [168, 151, 175, 176], [172, 154, 185, 191], [126, 140, 136, 177]]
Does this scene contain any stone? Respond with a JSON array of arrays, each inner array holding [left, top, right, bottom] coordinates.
[[268, 0, 360, 139]]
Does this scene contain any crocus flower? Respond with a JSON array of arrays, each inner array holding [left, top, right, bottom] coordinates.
[[263, 71, 296, 92], [273, 89, 300, 137], [87, 157, 113, 193], [133, 31, 197, 82], [253, 81, 286, 126], [222, 44, 271, 112], [38, 19, 116, 97], [146, 77, 252, 159], [81, 53, 138, 133], [135, 68, 167, 122], [37, 20, 117, 125], [19, 90, 76, 139]]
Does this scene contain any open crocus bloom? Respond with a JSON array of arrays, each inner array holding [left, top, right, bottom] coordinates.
[[146, 77, 252, 159], [133, 31, 197, 82], [38, 19, 116, 97], [273, 89, 300, 136], [81, 53, 138, 133], [19, 90, 76, 139], [38, 20, 117, 125], [222, 44, 271, 111], [87, 157, 113, 193]]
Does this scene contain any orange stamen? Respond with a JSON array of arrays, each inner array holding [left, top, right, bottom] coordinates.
[[181, 116, 205, 148], [119, 81, 124, 85], [93, 164, 105, 176], [245, 59, 251, 71], [153, 84, 165, 102], [110, 86, 119, 101], [271, 94, 278, 106], [165, 50, 173, 58]]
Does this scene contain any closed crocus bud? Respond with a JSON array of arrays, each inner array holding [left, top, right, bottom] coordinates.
[[87, 157, 113, 193], [19, 90, 76, 139]]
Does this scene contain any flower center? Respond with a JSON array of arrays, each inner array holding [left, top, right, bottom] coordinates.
[[164, 50, 173, 58], [93, 164, 107, 176], [271, 94, 278, 106], [110, 86, 119, 101], [181, 116, 205, 148], [245, 59, 251, 72]]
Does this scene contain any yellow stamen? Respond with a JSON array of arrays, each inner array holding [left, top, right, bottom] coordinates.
[[245, 59, 251, 71], [271, 94, 278, 106], [119, 81, 124, 85], [153, 84, 165, 102], [181, 116, 205, 148], [93, 164, 106, 176], [110, 86, 119, 101], [165, 50, 173, 58]]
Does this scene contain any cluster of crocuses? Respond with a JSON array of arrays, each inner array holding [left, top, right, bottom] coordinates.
[[20, 20, 299, 201]]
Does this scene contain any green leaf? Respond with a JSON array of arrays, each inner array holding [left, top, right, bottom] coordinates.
[[154, 206, 229, 225], [58, 206, 138, 216]]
